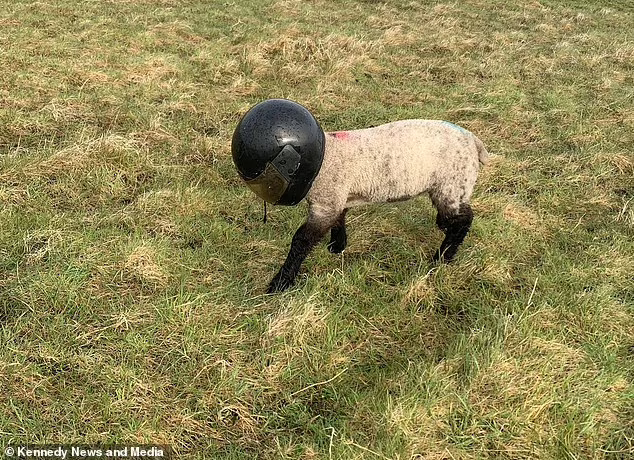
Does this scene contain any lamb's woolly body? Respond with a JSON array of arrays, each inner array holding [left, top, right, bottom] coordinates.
[[307, 120, 488, 220], [267, 119, 489, 293]]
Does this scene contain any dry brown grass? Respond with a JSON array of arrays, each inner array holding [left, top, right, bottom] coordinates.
[[2, 0, 633, 458], [124, 244, 170, 288]]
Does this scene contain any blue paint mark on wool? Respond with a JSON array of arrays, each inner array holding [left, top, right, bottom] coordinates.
[[441, 121, 470, 135]]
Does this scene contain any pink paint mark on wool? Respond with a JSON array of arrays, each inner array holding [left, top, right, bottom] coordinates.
[[332, 131, 350, 140]]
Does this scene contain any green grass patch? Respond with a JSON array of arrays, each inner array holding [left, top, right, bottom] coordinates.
[[1, 0, 633, 458]]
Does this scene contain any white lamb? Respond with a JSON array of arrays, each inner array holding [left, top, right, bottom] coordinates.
[[267, 119, 489, 293]]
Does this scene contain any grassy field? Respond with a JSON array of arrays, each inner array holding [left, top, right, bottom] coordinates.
[[1, 0, 633, 458]]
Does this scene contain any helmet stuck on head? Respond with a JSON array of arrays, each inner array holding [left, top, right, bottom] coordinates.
[[231, 99, 325, 206]]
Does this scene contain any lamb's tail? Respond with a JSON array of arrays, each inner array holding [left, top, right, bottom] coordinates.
[[474, 136, 489, 166]]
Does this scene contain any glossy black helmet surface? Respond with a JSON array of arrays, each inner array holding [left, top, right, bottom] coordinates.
[[231, 99, 325, 206]]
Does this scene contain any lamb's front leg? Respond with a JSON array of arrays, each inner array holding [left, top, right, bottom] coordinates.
[[267, 213, 336, 293], [327, 209, 348, 254]]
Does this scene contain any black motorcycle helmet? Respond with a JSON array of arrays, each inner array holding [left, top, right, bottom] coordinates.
[[231, 99, 325, 206]]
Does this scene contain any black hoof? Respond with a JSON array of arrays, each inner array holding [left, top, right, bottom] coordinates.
[[432, 249, 456, 263], [267, 274, 295, 294], [327, 239, 346, 254]]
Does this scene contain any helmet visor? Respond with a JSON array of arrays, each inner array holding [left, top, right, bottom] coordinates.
[[244, 162, 289, 204]]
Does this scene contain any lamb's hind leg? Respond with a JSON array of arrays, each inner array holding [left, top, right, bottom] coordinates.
[[327, 209, 348, 254], [433, 203, 473, 262]]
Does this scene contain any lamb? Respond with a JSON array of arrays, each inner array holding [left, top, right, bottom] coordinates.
[[267, 119, 489, 293]]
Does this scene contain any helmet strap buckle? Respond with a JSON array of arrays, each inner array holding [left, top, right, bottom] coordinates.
[[271, 144, 301, 181]]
